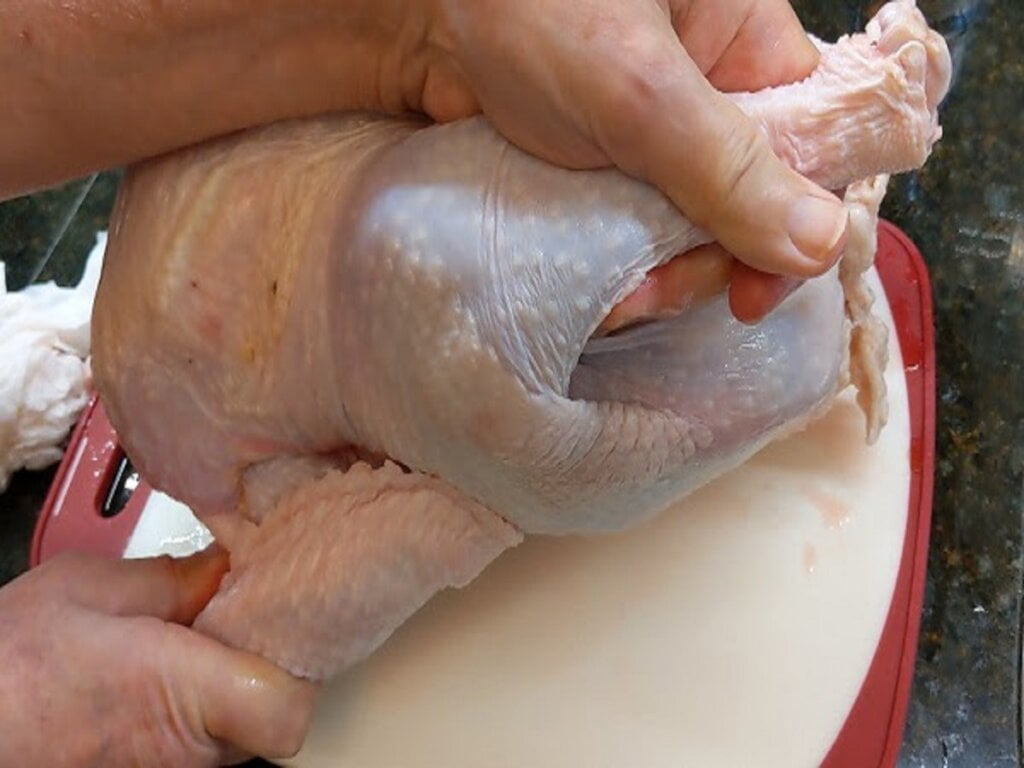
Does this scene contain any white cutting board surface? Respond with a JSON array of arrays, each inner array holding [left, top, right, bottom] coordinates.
[[126, 270, 910, 768]]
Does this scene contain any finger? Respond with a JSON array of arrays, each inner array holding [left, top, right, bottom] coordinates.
[[421, 58, 481, 123], [219, 745, 255, 765], [57, 547, 229, 624], [161, 626, 318, 760], [668, 0, 816, 88], [728, 260, 802, 324], [599, 243, 732, 334], [586, 24, 849, 278], [666, 0, 747, 75], [703, 0, 821, 91]]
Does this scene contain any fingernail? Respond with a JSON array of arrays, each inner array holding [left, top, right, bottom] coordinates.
[[787, 195, 848, 264], [178, 544, 229, 586], [190, 543, 226, 565], [734, 276, 803, 325], [762, 277, 803, 316]]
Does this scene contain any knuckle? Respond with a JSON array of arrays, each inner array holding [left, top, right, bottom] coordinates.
[[595, 34, 681, 174], [42, 551, 95, 590], [601, 33, 675, 122], [710, 121, 770, 211], [47, 550, 91, 572], [141, 627, 217, 765]]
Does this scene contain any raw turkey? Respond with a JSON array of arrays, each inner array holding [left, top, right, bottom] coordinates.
[[92, 0, 951, 680]]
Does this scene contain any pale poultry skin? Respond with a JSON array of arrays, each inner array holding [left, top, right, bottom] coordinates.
[[92, 1, 950, 680]]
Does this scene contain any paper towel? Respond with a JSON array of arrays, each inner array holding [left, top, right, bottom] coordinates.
[[0, 232, 106, 491]]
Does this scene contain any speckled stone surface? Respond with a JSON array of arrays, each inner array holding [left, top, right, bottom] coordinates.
[[0, 2, 1021, 766], [0, 171, 119, 587], [791, 2, 1024, 765]]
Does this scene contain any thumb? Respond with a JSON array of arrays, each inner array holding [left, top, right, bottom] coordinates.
[[588, 26, 848, 278], [160, 624, 319, 761], [60, 546, 230, 623]]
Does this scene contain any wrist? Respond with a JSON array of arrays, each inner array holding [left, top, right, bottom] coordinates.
[[298, 0, 439, 115]]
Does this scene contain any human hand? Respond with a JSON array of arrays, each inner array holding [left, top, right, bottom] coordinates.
[[419, 0, 847, 322], [0, 549, 316, 767]]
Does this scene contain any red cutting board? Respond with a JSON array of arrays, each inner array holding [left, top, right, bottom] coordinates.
[[32, 220, 935, 768]]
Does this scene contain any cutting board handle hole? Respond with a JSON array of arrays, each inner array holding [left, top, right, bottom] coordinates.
[[101, 454, 139, 519]]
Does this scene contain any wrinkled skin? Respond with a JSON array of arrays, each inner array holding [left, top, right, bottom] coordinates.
[[0, 550, 316, 767], [93, 1, 950, 681]]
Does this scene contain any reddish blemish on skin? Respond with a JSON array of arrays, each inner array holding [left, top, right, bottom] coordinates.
[[184, 277, 224, 340], [803, 542, 818, 575], [198, 313, 223, 339], [19, 27, 32, 44], [806, 485, 851, 530]]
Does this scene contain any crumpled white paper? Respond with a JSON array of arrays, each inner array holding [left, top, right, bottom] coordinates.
[[0, 231, 106, 492]]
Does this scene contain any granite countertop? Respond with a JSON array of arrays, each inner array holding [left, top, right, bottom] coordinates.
[[1, 1, 1021, 765]]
